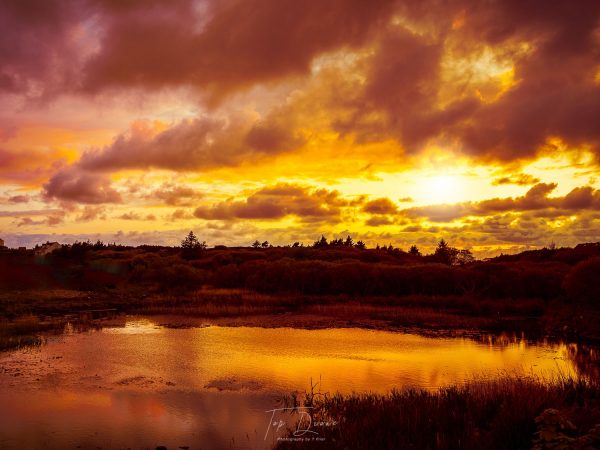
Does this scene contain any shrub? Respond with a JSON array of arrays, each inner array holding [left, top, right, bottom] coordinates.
[[563, 257, 600, 306]]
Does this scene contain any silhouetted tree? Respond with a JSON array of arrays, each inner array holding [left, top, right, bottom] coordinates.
[[433, 239, 459, 265], [261, 241, 269, 248], [314, 235, 329, 248], [181, 231, 207, 260], [344, 235, 354, 247], [331, 238, 344, 247], [292, 242, 301, 248], [455, 249, 474, 266], [409, 245, 421, 256], [93, 240, 106, 249], [252, 240, 261, 248], [182, 231, 199, 248], [355, 240, 366, 250]]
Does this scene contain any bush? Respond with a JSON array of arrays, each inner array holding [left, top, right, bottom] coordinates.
[[563, 257, 600, 306]]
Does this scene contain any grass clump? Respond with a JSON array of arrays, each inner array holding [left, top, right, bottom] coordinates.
[[0, 316, 45, 351]]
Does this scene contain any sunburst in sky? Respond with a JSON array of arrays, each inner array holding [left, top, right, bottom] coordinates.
[[1, 0, 600, 256]]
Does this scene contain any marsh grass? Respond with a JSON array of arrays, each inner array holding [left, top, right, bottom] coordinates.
[[276, 375, 600, 450], [0, 315, 102, 351], [0, 316, 47, 351]]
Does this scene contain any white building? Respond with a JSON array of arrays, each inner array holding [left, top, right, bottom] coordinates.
[[35, 242, 62, 256]]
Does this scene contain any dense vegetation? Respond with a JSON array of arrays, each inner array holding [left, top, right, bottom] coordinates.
[[1, 237, 599, 340], [2, 238, 599, 303]]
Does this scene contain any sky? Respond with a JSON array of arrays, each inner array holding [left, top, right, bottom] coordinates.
[[1, 0, 600, 256]]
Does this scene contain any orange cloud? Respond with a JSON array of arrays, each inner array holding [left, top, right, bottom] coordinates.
[[193, 183, 347, 222], [401, 183, 600, 222]]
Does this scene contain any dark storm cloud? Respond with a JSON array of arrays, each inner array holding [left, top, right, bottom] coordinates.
[[2, 0, 599, 176], [81, 0, 395, 100], [335, 1, 600, 162]]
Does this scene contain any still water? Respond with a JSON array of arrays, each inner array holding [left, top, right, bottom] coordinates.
[[0, 317, 595, 449]]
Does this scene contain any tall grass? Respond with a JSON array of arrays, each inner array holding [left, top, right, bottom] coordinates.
[[276, 375, 600, 450]]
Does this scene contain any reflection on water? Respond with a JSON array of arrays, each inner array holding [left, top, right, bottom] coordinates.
[[0, 317, 597, 449]]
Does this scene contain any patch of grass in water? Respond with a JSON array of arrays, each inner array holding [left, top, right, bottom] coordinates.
[[0, 315, 56, 351]]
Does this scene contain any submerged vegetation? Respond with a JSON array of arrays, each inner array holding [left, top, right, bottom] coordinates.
[[277, 376, 600, 450]]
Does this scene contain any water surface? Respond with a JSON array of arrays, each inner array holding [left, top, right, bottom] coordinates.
[[0, 317, 594, 449]]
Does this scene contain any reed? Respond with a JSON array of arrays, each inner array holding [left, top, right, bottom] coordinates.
[[276, 375, 600, 450]]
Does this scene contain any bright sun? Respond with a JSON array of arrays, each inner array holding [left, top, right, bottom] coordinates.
[[417, 175, 466, 205]]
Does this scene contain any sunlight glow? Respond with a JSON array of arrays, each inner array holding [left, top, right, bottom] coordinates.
[[417, 174, 467, 205]]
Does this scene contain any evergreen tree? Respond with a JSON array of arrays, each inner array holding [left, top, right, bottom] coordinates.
[[409, 245, 421, 257], [314, 235, 329, 248], [355, 240, 366, 250], [181, 231, 206, 259]]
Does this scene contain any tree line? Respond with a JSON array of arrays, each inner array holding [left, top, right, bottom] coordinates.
[[182, 231, 472, 266]]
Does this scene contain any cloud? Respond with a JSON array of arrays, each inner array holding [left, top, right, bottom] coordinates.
[[43, 166, 121, 204], [3, 0, 600, 166], [76, 205, 106, 221], [16, 215, 62, 227], [0, 193, 31, 204], [193, 183, 347, 221], [46, 215, 63, 226], [492, 173, 540, 186], [0, 209, 62, 217], [401, 183, 600, 222], [170, 209, 195, 221], [81, 0, 395, 101], [1, 0, 395, 100], [148, 183, 203, 206], [79, 114, 305, 172], [363, 197, 398, 214], [117, 211, 156, 221], [331, 1, 600, 163], [7, 194, 30, 203], [0, 0, 86, 96], [365, 215, 395, 227]]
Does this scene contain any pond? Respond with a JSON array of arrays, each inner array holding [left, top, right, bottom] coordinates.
[[0, 316, 596, 449]]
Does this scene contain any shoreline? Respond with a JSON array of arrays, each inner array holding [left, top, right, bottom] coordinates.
[[1, 297, 598, 353]]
